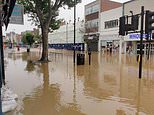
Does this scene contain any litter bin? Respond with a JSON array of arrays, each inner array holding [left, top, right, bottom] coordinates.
[[27, 48, 30, 52], [77, 53, 85, 65]]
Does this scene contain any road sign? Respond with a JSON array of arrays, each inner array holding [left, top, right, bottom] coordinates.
[[9, 4, 24, 25]]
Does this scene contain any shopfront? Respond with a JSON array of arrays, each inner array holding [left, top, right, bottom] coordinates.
[[84, 33, 99, 51], [124, 33, 154, 55], [99, 34, 121, 53]]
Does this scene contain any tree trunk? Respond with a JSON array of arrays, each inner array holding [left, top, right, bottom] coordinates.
[[40, 26, 49, 62]]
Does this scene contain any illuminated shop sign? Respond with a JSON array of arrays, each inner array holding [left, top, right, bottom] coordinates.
[[129, 33, 149, 39]]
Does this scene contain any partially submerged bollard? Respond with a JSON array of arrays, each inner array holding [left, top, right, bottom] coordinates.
[[137, 54, 140, 63], [88, 48, 91, 65], [27, 45, 30, 52], [17, 45, 20, 51]]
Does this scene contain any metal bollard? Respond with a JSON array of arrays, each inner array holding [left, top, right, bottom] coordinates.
[[88, 48, 91, 65]]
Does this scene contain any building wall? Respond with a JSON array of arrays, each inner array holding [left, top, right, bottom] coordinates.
[[100, 0, 122, 12], [85, 0, 99, 34], [84, 0, 122, 52], [123, 0, 154, 54], [124, 0, 154, 15], [99, 7, 122, 51], [48, 21, 85, 44], [123, 0, 154, 34], [85, 0, 99, 16], [100, 7, 122, 38], [85, 12, 99, 21]]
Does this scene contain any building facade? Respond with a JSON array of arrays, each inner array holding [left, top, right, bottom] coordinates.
[[85, 1, 99, 33], [48, 21, 85, 51], [99, 6, 122, 52], [123, 0, 154, 55], [84, 0, 100, 51], [84, 0, 122, 52]]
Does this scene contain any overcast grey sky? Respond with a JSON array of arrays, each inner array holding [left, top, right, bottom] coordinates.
[[59, 0, 130, 22], [3, 0, 129, 35]]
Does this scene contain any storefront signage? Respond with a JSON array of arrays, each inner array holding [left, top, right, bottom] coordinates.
[[129, 33, 149, 39]]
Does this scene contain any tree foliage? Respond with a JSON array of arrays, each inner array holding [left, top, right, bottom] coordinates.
[[21, 32, 34, 45], [17, 0, 81, 61], [17, 0, 81, 31]]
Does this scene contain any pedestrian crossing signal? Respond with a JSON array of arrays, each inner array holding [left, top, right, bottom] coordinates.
[[119, 15, 139, 36], [119, 16, 126, 36]]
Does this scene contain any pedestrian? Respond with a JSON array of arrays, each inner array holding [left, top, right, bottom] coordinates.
[[88, 48, 91, 55], [17, 45, 20, 51], [109, 46, 112, 54]]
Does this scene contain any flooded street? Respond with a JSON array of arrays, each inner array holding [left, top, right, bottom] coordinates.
[[4, 49, 154, 115]]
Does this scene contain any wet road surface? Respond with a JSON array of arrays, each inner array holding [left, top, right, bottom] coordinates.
[[4, 48, 154, 115]]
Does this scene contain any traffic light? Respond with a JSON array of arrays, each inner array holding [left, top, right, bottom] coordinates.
[[145, 11, 154, 35], [119, 15, 139, 36], [131, 15, 139, 30], [152, 33, 154, 39], [119, 16, 126, 36]]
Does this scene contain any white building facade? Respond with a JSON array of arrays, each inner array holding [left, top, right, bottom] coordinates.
[[48, 21, 85, 50], [99, 7, 123, 52]]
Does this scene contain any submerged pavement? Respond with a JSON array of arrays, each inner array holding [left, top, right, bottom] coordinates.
[[4, 48, 154, 115]]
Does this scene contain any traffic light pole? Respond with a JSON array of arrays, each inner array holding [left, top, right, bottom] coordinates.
[[139, 6, 144, 79]]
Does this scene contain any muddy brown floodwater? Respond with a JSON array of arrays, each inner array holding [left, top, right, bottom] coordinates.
[[4, 49, 154, 115]]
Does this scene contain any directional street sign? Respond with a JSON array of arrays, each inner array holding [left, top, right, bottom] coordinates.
[[10, 4, 24, 25]]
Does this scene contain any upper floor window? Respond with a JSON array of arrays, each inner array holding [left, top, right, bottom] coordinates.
[[104, 19, 119, 29], [85, 4, 99, 15]]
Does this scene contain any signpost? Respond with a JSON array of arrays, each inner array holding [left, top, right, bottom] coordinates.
[[139, 6, 144, 79]]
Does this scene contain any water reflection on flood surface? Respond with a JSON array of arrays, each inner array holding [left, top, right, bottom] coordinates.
[[4, 49, 154, 115]]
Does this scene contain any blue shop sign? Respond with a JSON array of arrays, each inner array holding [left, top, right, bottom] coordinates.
[[129, 33, 149, 39]]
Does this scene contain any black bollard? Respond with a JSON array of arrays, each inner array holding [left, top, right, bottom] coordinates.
[[88, 48, 91, 65]]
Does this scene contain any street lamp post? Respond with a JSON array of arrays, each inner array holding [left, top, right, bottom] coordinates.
[[66, 22, 68, 44], [73, 0, 76, 64], [0, 1, 4, 114]]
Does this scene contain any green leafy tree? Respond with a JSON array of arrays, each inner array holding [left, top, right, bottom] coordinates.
[[33, 32, 41, 44], [21, 34, 27, 45], [26, 33, 34, 46], [21, 32, 34, 46], [17, 0, 81, 62]]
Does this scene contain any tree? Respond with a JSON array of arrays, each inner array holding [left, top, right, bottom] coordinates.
[[17, 0, 81, 62], [21, 32, 34, 46], [21, 34, 27, 45], [33, 31, 41, 44], [26, 33, 34, 46]]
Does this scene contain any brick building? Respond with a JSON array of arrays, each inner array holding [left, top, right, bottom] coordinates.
[[84, 0, 122, 51]]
